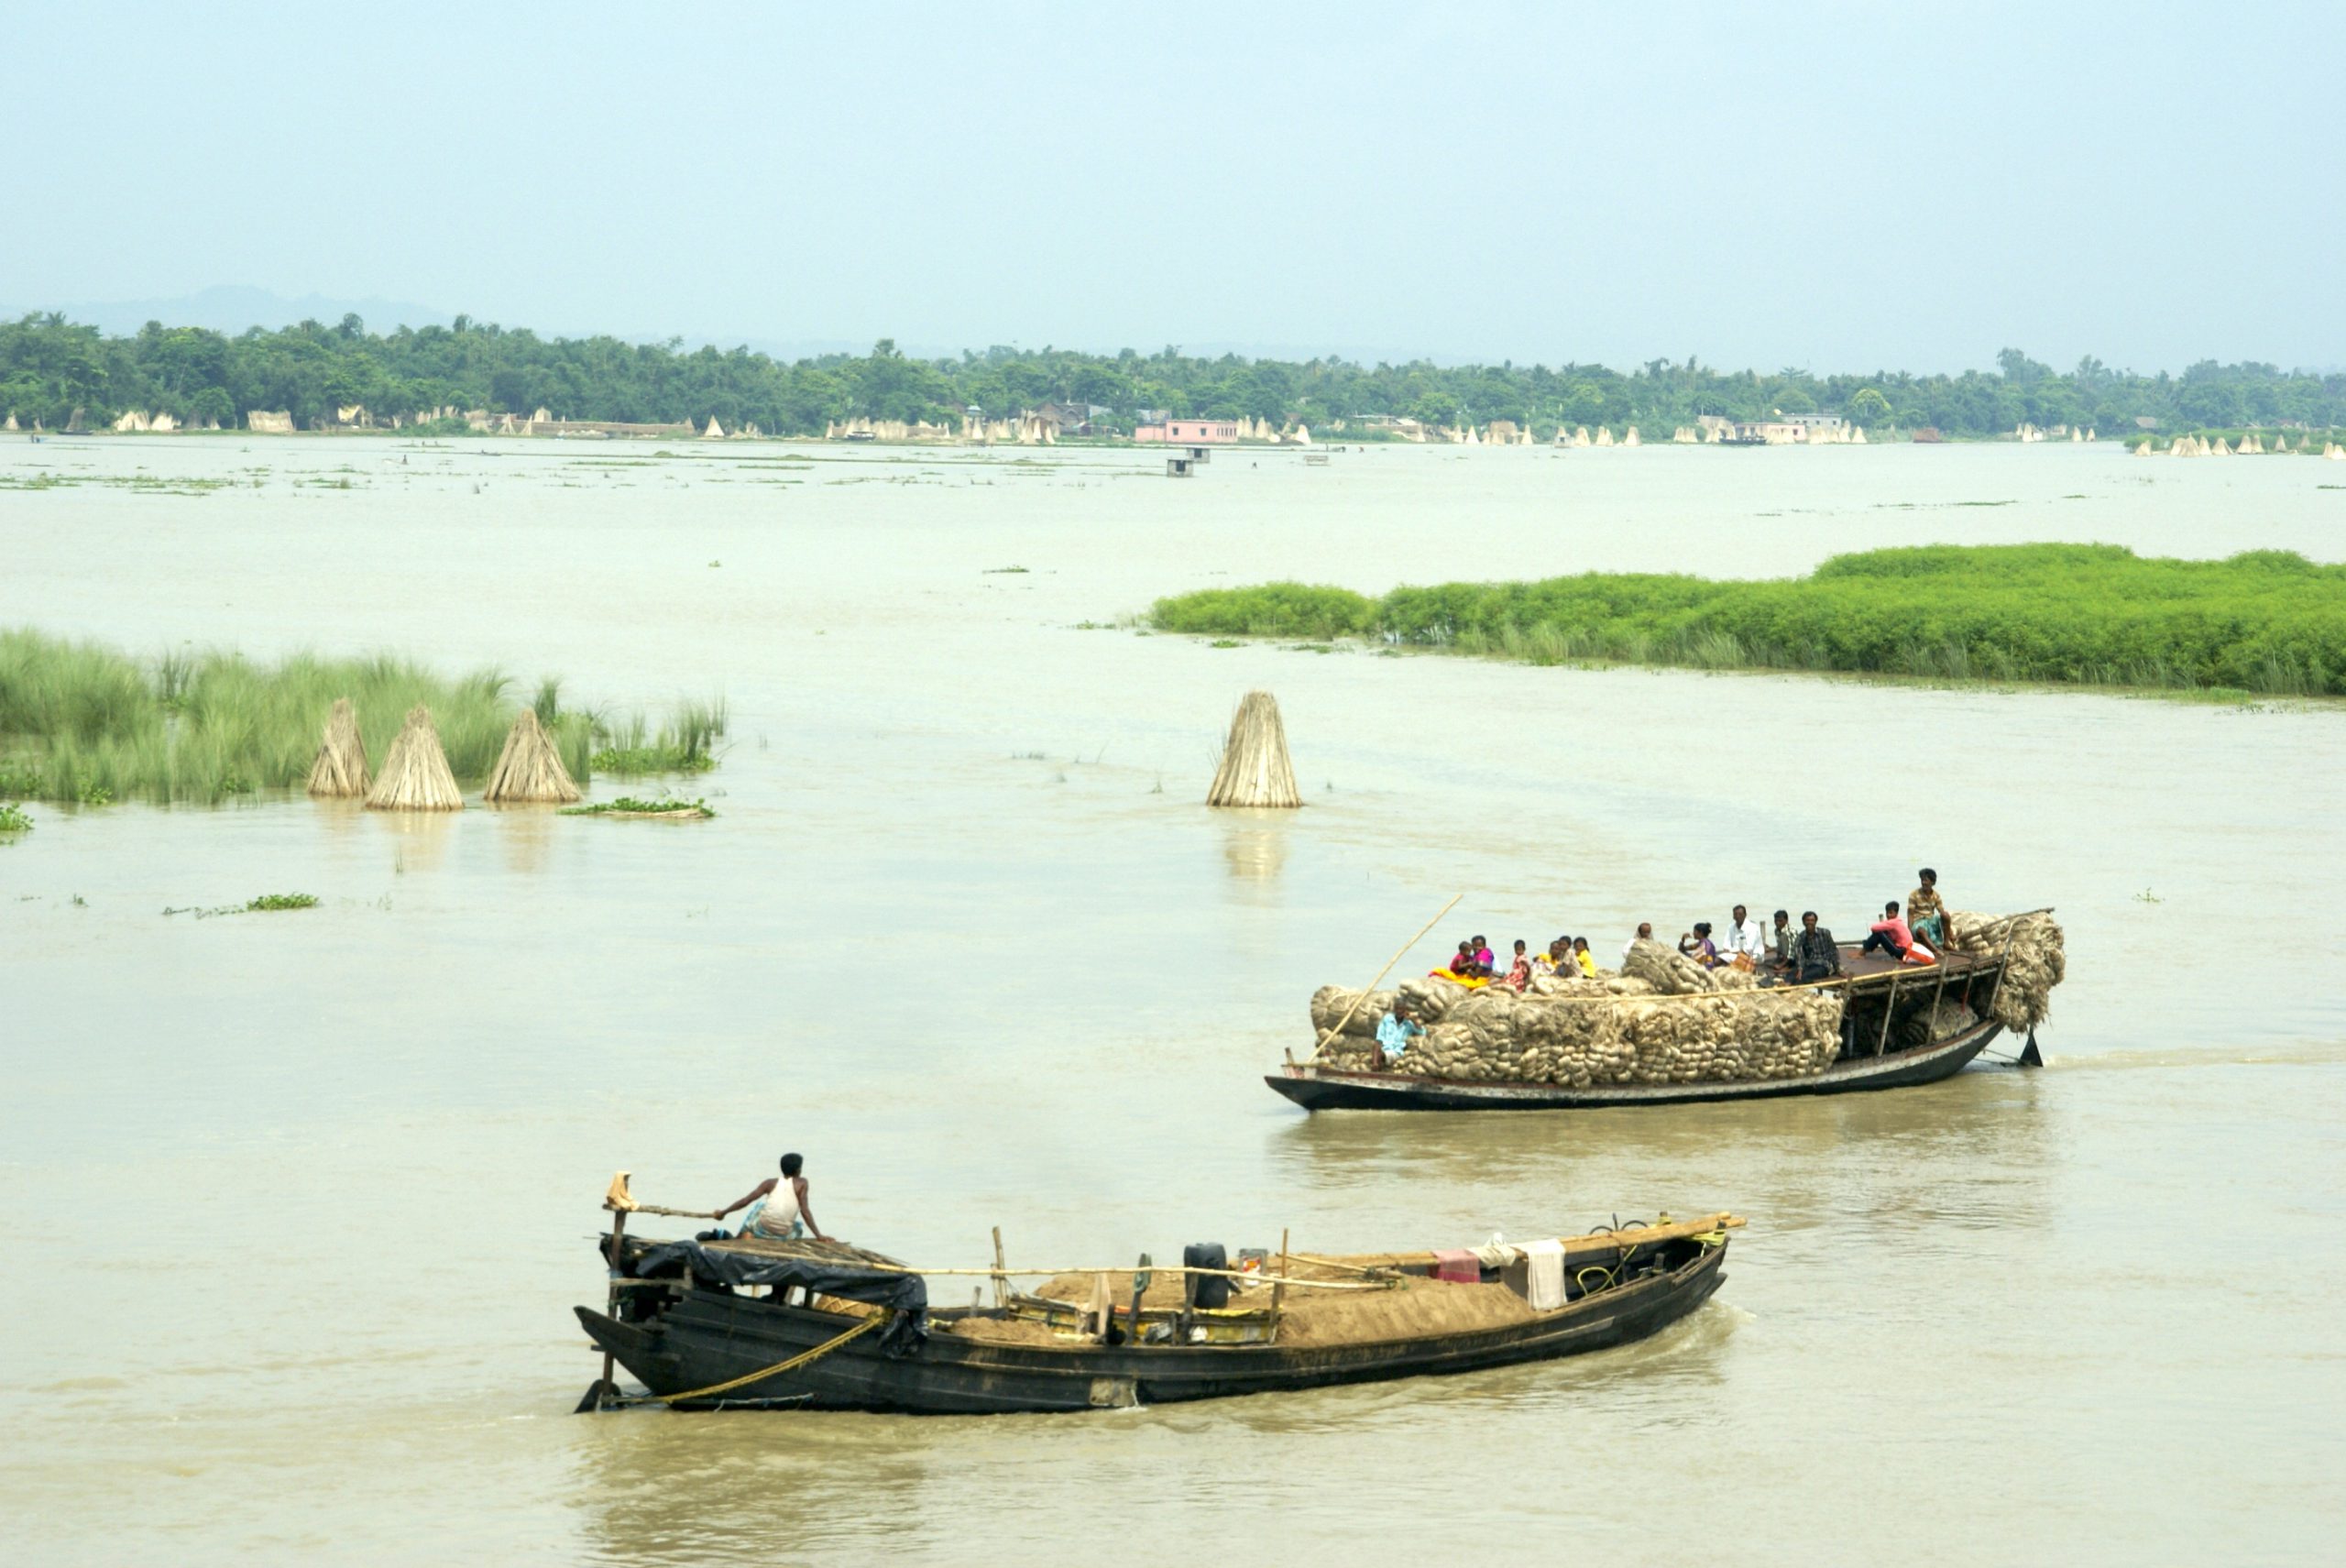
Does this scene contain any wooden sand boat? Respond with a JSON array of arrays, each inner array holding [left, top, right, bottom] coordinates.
[[1269, 944, 2038, 1113], [576, 1207, 1738, 1415]]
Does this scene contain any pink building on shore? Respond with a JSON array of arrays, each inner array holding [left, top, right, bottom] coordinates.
[[1135, 418, 1241, 444]]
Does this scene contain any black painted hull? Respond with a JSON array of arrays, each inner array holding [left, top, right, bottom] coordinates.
[[1266, 1020, 2002, 1112], [576, 1242, 1727, 1414]]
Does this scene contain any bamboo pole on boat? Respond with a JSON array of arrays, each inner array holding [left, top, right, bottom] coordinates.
[[598, 1207, 629, 1407], [991, 1227, 1008, 1310], [604, 1186, 1744, 1288], [1313, 893, 1464, 1058], [1272, 1227, 1289, 1343]]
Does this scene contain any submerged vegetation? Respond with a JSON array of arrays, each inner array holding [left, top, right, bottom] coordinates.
[[1152, 545, 2346, 696], [559, 796, 716, 819], [164, 892, 321, 918], [0, 630, 726, 805]]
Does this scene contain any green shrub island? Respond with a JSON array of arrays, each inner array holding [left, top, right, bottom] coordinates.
[[0, 630, 726, 804], [1152, 544, 2346, 696]]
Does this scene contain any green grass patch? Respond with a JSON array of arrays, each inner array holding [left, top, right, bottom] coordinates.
[[0, 803, 30, 833], [1149, 543, 2346, 696], [0, 629, 724, 805], [586, 697, 727, 775]]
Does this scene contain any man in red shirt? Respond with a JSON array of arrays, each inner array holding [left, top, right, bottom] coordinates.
[[1859, 900, 1913, 959]]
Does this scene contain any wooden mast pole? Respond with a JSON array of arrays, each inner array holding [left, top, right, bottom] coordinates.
[[1311, 893, 1464, 1060]]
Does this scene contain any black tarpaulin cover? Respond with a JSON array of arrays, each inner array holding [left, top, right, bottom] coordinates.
[[630, 1240, 928, 1356]]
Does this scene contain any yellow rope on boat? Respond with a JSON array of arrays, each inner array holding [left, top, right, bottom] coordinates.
[[635, 1312, 884, 1407]]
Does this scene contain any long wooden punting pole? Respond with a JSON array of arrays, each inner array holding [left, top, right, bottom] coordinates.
[[1271, 1228, 1289, 1343], [1312, 893, 1464, 1058], [991, 1227, 1008, 1310]]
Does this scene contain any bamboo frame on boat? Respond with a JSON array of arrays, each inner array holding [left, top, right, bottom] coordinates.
[[601, 1178, 1738, 1294]]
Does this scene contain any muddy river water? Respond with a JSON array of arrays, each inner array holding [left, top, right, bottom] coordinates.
[[4, 435, 2341, 1563]]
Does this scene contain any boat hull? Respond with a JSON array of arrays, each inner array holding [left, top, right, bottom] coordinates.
[[576, 1242, 1727, 1415], [1266, 1019, 2002, 1112]]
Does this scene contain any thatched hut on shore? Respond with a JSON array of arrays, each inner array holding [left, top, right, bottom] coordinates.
[[1207, 690, 1301, 809], [306, 698, 372, 797], [366, 705, 465, 811], [483, 707, 581, 804]]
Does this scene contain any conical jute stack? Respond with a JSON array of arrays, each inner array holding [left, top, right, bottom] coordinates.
[[306, 697, 372, 797], [1206, 690, 1301, 809], [365, 704, 465, 811], [482, 707, 581, 804]]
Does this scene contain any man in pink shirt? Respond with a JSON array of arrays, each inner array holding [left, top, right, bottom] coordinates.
[[1859, 900, 1913, 959]]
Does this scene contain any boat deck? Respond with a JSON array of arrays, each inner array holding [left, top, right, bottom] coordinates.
[[1834, 944, 1984, 986]]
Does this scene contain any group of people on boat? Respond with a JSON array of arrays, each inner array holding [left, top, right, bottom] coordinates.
[[1671, 870, 1949, 979], [1376, 871, 1954, 1069], [1424, 871, 1952, 994], [1438, 933, 1601, 989]]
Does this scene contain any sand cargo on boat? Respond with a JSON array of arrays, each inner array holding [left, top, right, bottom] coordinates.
[[575, 1179, 1738, 1414], [1269, 909, 2064, 1112]]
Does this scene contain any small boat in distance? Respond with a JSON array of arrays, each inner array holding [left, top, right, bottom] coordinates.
[[575, 1187, 1739, 1415]]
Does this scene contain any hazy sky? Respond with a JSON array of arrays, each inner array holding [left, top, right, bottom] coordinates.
[[5, 2, 2339, 373]]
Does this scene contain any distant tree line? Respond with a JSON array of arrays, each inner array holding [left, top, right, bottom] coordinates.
[[3, 312, 2341, 437]]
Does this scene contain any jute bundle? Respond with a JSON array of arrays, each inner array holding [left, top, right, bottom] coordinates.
[[1206, 690, 1300, 809], [1946, 908, 2066, 1030], [365, 704, 465, 812], [305, 697, 371, 798], [482, 707, 580, 804], [1311, 960, 1844, 1087]]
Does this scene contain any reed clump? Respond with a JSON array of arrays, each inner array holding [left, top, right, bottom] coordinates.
[[587, 696, 728, 774], [1150, 544, 2346, 696]]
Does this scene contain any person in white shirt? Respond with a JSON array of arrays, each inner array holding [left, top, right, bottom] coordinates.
[[1721, 905, 1766, 966], [1621, 921, 1654, 962]]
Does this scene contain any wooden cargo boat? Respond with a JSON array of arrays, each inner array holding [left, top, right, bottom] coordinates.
[[576, 1211, 1738, 1415], [1270, 943, 2039, 1113]]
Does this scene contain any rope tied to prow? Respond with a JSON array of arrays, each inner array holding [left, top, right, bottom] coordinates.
[[597, 1312, 884, 1409]]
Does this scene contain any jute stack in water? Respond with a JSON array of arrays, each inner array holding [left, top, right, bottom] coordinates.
[[365, 704, 464, 811], [305, 697, 371, 797], [482, 707, 581, 803], [1206, 690, 1300, 808]]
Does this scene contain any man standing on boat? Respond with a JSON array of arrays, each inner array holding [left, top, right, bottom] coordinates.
[[712, 1153, 829, 1244], [1791, 911, 1842, 983]]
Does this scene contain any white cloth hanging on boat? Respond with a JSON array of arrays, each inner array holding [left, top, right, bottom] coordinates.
[[1523, 1238, 1567, 1310]]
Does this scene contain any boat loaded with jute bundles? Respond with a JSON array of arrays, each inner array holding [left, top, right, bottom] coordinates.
[[574, 1175, 1738, 1415], [1270, 908, 2065, 1112]]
